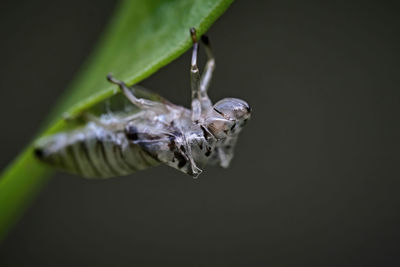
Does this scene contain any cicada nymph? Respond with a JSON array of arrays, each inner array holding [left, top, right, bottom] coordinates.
[[34, 28, 251, 178]]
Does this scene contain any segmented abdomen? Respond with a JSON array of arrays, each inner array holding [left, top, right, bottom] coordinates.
[[34, 123, 159, 178]]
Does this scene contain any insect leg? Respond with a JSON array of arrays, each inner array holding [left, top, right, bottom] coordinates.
[[107, 73, 165, 110], [182, 138, 202, 178], [199, 35, 215, 96], [190, 28, 202, 122], [190, 28, 215, 122]]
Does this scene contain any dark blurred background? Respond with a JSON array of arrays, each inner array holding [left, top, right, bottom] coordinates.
[[1, 0, 399, 266]]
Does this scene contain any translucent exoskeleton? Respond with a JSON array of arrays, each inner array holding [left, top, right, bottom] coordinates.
[[34, 28, 251, 178]]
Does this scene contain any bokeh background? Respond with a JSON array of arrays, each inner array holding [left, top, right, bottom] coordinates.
[[1, 0, 399, 266]]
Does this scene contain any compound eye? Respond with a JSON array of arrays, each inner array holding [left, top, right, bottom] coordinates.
[[213, 98, 251, 121]]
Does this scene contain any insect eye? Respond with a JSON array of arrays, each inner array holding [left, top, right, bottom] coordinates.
[[213, 98, 251, 121]]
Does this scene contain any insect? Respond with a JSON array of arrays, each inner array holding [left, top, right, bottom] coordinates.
[[34, 28, 251, 178]]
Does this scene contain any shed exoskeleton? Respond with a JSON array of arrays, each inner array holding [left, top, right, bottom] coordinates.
[[34, 28, 251, 178]]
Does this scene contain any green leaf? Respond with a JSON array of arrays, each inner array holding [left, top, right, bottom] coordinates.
[[0, 0, 233, 241]]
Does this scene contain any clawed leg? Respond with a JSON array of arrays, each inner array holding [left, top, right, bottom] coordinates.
[[107, 73, 164, 110], [199, 35, 215, 97], [190, 28, 202, 122], [190, 28, 215, 122]]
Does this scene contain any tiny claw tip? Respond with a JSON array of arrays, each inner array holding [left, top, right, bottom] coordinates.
[[190, 27, 197, 43], [106, 73, 113, 81]]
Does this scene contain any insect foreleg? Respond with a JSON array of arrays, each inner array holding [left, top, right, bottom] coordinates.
[[199, 35, 215, 98], [190, 28, 213, 123], [107, 73, 166, 111], [190, 28, 202, 122]]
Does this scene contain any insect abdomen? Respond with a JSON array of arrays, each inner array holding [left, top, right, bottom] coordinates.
[[34, 124, 159, 178]]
